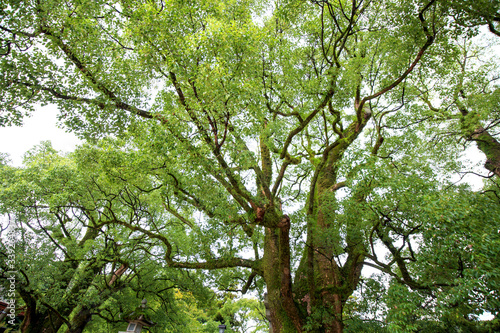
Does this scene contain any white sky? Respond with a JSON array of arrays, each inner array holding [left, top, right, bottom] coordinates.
[[0, 106, 81, 166]]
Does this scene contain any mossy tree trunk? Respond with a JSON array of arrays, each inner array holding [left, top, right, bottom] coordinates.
[[472, 128, 500, 178]]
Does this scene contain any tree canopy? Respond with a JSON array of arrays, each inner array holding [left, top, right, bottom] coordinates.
[[0, 141, 267, 333], [1, 0, 500, 332]]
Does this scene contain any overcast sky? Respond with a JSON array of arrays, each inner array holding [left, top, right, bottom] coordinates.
[[0, 106, 81, 166]]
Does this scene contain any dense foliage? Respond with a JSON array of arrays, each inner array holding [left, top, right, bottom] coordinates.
[[0, 142, 266, 333], [1, 0, 500, 332]]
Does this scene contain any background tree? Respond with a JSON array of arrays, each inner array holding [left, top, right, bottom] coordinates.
[[1, 1, 500, 332], [0, 142, 213, 333], [1, 142, 266, 333]]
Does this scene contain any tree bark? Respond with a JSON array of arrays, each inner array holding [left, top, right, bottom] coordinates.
[[261, 127, 368, 332], [262, 221, 303, 333], [290, 114, 369, 332], [64, 307, 92, 333], [21, 311, 65, 333], [471, 127, 500, 177], [19, 288, 65, 333]]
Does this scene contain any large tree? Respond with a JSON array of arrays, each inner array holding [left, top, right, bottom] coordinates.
[[1, 0, 499, 332], [0, 142, 221, 333]]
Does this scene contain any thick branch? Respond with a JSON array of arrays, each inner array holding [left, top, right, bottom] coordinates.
[[99, 219, 173, 262], [356, 1, 436, 118], [169, 257, 259, 272], [280, 86, 335, 159], [40, 27, 153, 119], [168, 72, 258, 209]]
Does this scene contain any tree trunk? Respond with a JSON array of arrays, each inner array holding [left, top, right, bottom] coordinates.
[[471, 127, 500, 177], [64, 307, 92, 333], [21, 311, 65, 333], [458, 106, 500, 178], [263, 218, 363, 333], [262, 219, 303, 333], [20, 262, 108, 333], [19, 289, 65, 333], [287, 118, 367, 332]]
